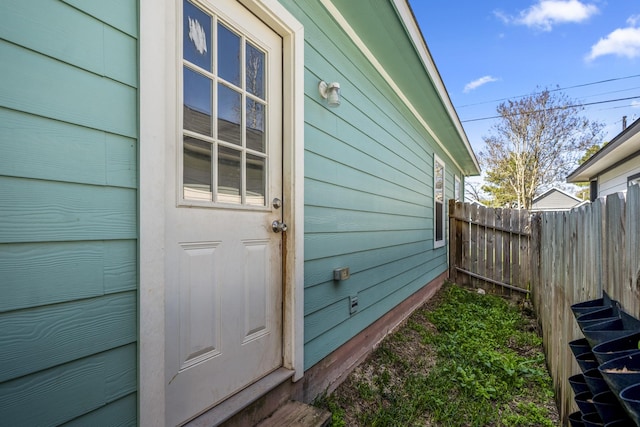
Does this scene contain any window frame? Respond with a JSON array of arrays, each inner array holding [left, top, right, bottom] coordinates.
[[454, 174, 461, 201], [179, 1, 273, 210], [433, 154, 446, 249]]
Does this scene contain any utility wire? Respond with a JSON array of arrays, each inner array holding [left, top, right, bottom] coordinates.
[[461, 95, 640, 123], [457, 73, 640, 108]]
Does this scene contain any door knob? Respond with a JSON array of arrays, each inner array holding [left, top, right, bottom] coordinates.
[[272, 220, 287, 233]]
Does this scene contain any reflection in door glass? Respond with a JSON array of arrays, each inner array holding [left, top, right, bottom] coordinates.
[[183, 67, 212, 136], [246, 42, 265, 99], [217, 23, 241, 87], [184, 137, 212, 201], [218, 84, 241, 145], [183, 1, 211, 71], [246, 154, 265, 206], [218, 146, 241, 204], [246, 99, 265, 152]]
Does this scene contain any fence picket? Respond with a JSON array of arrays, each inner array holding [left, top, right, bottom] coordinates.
[[494, 209, 504, 289], [527, 188, 639, 424]]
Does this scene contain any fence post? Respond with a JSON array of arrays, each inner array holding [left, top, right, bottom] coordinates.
[[448, 199, 457, 282]]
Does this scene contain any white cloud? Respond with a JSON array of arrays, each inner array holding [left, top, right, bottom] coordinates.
[[586, 25, 640, 61], [632, 100, 640, 109], [499, 0, 598, 31], [464, 76, 499, 93], [628, 15, 640, 27]]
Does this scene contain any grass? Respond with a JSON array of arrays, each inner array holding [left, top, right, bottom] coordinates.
[[314, 283, 558, 426]]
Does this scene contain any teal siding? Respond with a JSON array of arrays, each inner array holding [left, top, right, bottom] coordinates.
[[278, 0, 460, 369], [0, 0, 138, 425]]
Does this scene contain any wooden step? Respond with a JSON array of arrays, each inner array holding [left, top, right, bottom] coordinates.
[[256, 400, 331, 427]]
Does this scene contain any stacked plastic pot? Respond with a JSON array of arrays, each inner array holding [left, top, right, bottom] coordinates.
[[569, 292, 640, 427]]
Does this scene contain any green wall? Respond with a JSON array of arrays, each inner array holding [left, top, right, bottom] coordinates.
[[0, 0, 138, 425], [278, 0, 464, 370]]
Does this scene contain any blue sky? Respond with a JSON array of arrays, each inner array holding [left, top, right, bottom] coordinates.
[[409, 0, 640, 161]]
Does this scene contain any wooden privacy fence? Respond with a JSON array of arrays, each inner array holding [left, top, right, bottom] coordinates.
[[530, 185, 640, 422], [448, 185, 640, 424], [448, 200, 532, 297]]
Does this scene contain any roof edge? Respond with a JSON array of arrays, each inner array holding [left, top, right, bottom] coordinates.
[[390, 0, 480, 176], [567, 117, 640, 182]]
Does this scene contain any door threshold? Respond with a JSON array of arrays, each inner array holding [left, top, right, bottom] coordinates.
[[184, 368, 295, 427]]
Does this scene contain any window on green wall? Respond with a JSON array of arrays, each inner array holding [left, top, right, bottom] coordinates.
[[434, 155, 445, 248], [455, 175, 461, 201]]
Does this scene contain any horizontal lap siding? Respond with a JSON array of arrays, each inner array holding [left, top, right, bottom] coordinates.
[[279, 0, 458, 370], [0, 0, 138, 425]]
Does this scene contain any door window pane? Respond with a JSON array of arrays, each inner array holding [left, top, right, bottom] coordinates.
[[246, 154, 265, 206], [217, 23, 240, 86], [184, 67, 212, 136], [246, 100, 265, 152], [183, 1, 211, 71], [245, 42, 265, 99], [218, 84, 241, 145], [218, 146, 241, 204], [184, 137, 212, 201]]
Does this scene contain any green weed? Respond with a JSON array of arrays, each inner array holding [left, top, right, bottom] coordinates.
[[315, 283, 557, 426]]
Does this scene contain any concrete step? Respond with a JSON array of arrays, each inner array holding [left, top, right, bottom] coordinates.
[[256, 400, 331, 427]]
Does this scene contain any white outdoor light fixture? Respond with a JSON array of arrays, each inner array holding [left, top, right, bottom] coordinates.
[[318, 81, 341, 108]]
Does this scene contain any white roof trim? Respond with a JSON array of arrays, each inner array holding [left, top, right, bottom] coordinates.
[[391, 0, 479, 175], [533, 187, 582, 203], [319, 0, 480, 175], [567, 117, 640, 182]]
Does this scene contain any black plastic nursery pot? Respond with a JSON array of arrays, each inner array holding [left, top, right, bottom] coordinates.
[[577, 306, 621, 332], [593, 390, 632, 424], [571, 292, 613, 318], [592, 331, 640, 365], [585, 368, 612, 396], [572, 338, 594, 358], [582, 411, 604, 427], [576, 390, 597, 415], [580, 318, 621, 335], [569, 410, 586, 427], [599, 353, 640, 397], [619, 383, 640, 426], [583, 316, 640, 349], [578, 352, 601, 373], [603, 419, 637, 427], [571, 373, 592, 395]]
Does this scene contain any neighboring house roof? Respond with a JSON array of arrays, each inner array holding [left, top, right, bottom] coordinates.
[[467, 199, 486, 207], [567, 117, 640, 183], [327, 0, 481, 176], [531, 187, 583, 212]]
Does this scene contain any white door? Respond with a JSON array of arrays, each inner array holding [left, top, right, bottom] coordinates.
[[165, 1, 283, 424]]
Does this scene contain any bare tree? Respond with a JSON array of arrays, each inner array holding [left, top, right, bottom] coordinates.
[[464, 177, 486, 203], [481, 88, 604, 209]]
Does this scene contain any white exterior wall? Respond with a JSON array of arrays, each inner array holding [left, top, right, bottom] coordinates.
[[598, 158, 640, 198]]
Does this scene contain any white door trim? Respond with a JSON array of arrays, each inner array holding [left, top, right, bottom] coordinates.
[[139, 1, 304, 425]]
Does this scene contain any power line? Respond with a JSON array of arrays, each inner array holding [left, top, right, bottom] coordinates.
[[461, 95, 640, 123], [457, 73, 640, 108]]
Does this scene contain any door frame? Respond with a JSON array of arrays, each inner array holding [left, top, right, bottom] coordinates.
[[139, 0, 304, 425]]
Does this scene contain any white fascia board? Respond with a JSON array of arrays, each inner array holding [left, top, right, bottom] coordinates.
[[320, 0, 480, 176], [391, 0, 480, 175]]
